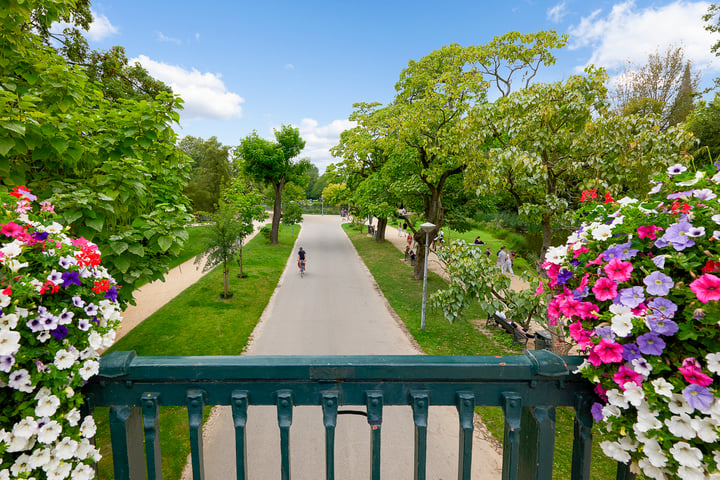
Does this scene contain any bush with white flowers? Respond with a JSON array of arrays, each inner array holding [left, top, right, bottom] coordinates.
[[0, 186, 121, 480], [540, 163, 720, 480]]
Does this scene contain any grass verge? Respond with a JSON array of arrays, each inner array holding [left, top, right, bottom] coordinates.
[[95, 225, 297, 480], [343, 224, 617, 480]]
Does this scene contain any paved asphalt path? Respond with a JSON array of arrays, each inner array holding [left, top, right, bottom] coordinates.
[[193, 215, 502, 480]]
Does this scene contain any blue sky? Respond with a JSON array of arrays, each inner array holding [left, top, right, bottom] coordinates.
[[79, 0, 720, 172]]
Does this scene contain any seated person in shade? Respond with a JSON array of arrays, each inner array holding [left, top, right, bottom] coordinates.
[[409, 249, 416, 263], [473, 236, 485, 245]]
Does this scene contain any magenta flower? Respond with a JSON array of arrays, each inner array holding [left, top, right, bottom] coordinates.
[[689, 274, 720, 303], [604, 258, 633, 282], [1, 222, 23, 238], [679, 365, 713, 387], [593, 338, 623, 364], [592, 277, 618, 302], [613, 365, 642, 389], [637, 225, 662, 240], [643, 271, 674, 296], [39, 201, 55, 213]]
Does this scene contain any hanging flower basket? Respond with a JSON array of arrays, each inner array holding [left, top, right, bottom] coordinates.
[[541, 163, 720, 480], [0, 186, 121, 479]]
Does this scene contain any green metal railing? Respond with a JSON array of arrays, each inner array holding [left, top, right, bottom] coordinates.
[[83, 350, 635, 480]]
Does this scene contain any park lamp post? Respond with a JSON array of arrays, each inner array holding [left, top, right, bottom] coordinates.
[[419, 222, 436, 331]]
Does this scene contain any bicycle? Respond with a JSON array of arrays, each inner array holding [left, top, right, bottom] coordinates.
[[299, 260, 305, 278]]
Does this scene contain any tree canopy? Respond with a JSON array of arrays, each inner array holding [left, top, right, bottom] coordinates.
[[179, 136, 232, 212]]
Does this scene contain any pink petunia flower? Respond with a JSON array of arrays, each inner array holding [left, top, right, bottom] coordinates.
[[569, 321, 593, 348], [535, 281, 545, 296], [592, 277, 618, 302], [689, 274, 720, 303], [578, 301, 599, 320], [587, 254, 604, 266], [572, 245, 589, 259], [593, 338, 623, 364], [637, 225, 662, 240], [40, 201, 55, 213], [678, 365, 714, 387], [613, 365, 643, 389], [70, 236, 91, 247], [560, 298, 582, 318], [604, 258, 633, 282], [1, 222, 23, 238]]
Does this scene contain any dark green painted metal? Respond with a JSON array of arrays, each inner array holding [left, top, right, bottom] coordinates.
[[517, 406, 556, 480], [141, 393, 162, 480], [616, 462, 636, 480], [231, 390, 248, 480], [456, 392, 474, 480], [322, 392, 338, 480], [277, 390, 293, 480], [501, 393, 522, 480], [411, 392, 429, 480], [571, 393, 593, 480], [109, 405, 146, 480], [366, 391, 383, 480], [187, 390, 205, 480], [83, 352, 607, 480]]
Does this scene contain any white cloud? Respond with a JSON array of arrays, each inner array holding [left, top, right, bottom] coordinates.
[[132, 55, 244, 121], [294, 118, 355, 173], [195, 33, 200, 40], [569, 1, 720, 73], [547, 2, 568, 23], [156, 32, 181, 45], [86, 11, 119, 41], [285, 63, 295, 70]]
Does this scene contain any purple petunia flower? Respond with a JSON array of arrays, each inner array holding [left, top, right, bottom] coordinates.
[[619, 286, 645, 309], [61, 270, 82, 288], [41, 316, 58, 331], [649, 181, 663, 195], [104, 286, 118, 302], [647, 297, 678, 319], [643, 271, 674, 296], [51, 326, 69, 340], [26, 317, 43, 332], [602, 244, 623, 261], [683, 384, 715, 412], [660, 221, 696, 251], [636, 333, 666, 356], [693, 188, 717, 201], [594, 326, 616, 341], [31, 231, 49, 241], [72, 295, 85, 308], [0, 355, 15, 373], [77, 318, 91, 331], [647, 318, 679, 336], [58, 256, 74, 269], [666, 190, 694, 200], [46, 269, 63, 284], [687, 226, 706, 238], [84, 303, 98, 316], [591, 402, 604, 422], [615, 241, 639, 260], [573, 286, 589, 300], [622, 343, 642, 362], [651, 255, 666, 269], [667, 164, 687, 176]]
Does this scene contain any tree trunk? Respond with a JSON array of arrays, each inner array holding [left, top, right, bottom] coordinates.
[[539, 213, 553, 266], [237, 244, 244, 278], [271, 181, 283, 245], [375, 217, 387, 242], [413, 190, 443, 280], [223, 260, 229, 298]]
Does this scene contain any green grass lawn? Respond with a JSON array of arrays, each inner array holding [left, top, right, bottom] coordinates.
[[95, 225, 297, 480], [343, 224, 618, 480]]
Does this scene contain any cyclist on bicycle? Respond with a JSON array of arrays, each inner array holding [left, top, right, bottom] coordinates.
[[297, 247, 307, 272]]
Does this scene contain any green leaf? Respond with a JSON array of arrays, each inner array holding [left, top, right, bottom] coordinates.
[[85, 216, 105, 232], [127, 244, 145, 257], [0, 120, 25, 135], [109, 241, 129, 255], [113, 255, 131, 274], [157, 235, 173, 252], [49, 137, 69, 154], [63, 210, 83, 224], [0, 137, 14, 156]]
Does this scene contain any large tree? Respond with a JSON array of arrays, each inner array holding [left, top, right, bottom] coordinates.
[[236, 125, 309, 244], [466, 67, 695, 262], [1, 0, 192, 306], [179, 136, 232, 212], [686, 93, 720, 165], [611, 45, 700, 128]]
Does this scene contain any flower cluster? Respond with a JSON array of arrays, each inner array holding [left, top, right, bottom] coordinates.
[[0, 186, 121, 480], [542, 164, 720, 479]]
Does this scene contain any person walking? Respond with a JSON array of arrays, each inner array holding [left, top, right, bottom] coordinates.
[[504, 251, 516, 277], [497, 246, 507, 273]]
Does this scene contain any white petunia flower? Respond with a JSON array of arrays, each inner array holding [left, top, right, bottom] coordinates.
[[10, 454, 31, 477], [635, 405, 662, 432], [8, 368, 34, 393], [37, 420, 61, 444], [545, 245, 568, 264], [75, 438, 93, 460], [88, 331, 102, 350], [638, 458, 667, 480], [35, 394, 60, 417], [677, 465, 706, 480], [0, 328, 20, 355], [0, 313, 18, 329], [706, 352, 720, 374], [45, 222, 63, 234], [665, 413, 696, 440], [53, 436, 78, 460], [66, 408, 81, 427], [668, 393, 692, 415], [102, 329, 116, 348], [78, 360, 99, 381], [651, 378, 674, 397], [691, 415, 719, 442], [591, 224, 613, 241], [622, 382, 644, 406], [602, 404, 621, 418], [27, 447, 51, 469], [607, 389, 630, 409], [600, 440, 631, 462], [5, 432, 34, 452], [79, 415, 96, 438], [642, 438, 668, 468], [631, 357, 652, 378], [677, 171, 705, 186], [47, 460, 71, 480], [71, 463, 95, 480], [611, 312, 634, 337], [0, 468, 11, 480], [12, 417, 38, 439], [669, 441, 703, 468], [53, 349, 75, 370]]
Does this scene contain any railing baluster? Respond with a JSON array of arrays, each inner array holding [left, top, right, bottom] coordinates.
[[109, 405, 146, 480], [571, 393, 593, 480], [501, 393, 522, 480], [231, 390, 249, 480], [456, 392, 475, 480], [277, 390, 294, 480], [616, 462, 636, 480], [366, 391, 383, 480], [187, 390, 206, 480], [142, 393, 162, 480], [517, 406, 556, 480], [322, 392, 338, 480], [411, 392, 429, 480]]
